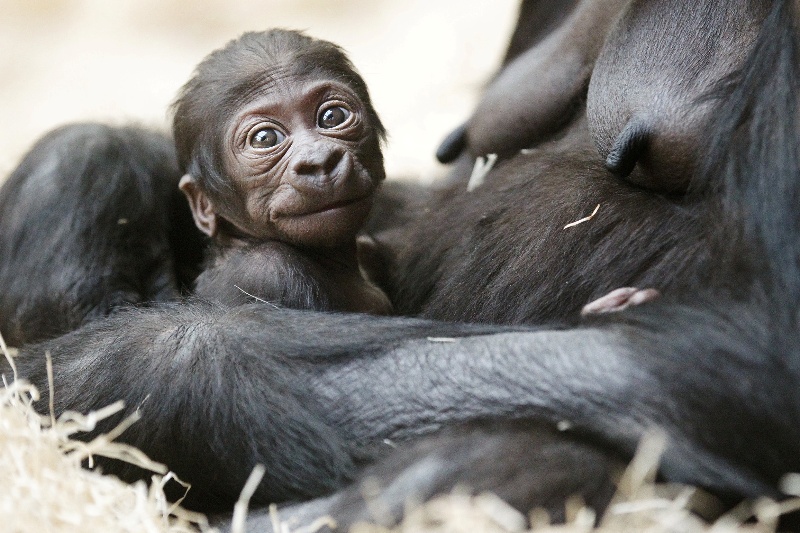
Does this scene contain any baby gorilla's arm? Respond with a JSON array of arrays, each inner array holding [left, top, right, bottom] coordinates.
[[194, 242, 330, 310]]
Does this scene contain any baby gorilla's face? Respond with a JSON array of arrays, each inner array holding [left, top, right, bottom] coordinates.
[[223, 76, 383, 248]]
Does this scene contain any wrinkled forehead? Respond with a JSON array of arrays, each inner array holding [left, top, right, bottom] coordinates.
[[237, 78, 359, 118], [230, 68, 330, 106], [225, 55, 362, 108]]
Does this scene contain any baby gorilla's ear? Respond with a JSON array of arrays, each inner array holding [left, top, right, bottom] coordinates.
[[179, 175, 218, 238]]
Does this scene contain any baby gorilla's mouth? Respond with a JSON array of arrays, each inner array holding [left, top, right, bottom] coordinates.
[[302, 195, 370, 216], [272, 191, 373, 221], [273, 193, 374, 247]]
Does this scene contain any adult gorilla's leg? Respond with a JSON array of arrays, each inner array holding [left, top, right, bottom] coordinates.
[[237, 421, 624, 533], [0, 123, 203, 345]]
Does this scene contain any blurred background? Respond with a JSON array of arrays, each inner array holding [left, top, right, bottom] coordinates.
[[0, 0, 519, 183]]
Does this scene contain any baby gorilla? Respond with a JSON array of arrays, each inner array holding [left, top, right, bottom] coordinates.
[[173, 30, 391, 314]]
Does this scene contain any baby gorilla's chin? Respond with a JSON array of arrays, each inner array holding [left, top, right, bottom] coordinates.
[[275, 195, 373, 248]]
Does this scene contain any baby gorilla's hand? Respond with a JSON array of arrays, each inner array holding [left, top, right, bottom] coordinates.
[[581, 287, 660, 316]]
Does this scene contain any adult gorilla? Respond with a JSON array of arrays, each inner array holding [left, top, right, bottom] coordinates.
[[1, 0, 799, 529]]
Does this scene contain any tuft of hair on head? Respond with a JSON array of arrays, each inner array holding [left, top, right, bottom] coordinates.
[[170, 29, 386, 211]]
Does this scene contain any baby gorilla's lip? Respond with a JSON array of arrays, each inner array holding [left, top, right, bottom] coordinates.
[[279, 194, 371, 219], [303, 195, 370, 216]]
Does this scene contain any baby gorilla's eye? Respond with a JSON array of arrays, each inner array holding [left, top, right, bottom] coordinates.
[[318, 106, 351, 129], [250, 127, 286, 149]]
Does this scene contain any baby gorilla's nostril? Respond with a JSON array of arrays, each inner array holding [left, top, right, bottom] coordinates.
[[291, 145, 345, 186]]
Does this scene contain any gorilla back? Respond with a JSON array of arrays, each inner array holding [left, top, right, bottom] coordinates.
[[0, 124, 202, 346]]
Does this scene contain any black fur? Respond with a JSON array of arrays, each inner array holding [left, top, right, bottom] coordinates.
[[386, 119, 711, 324], [246, 420, 624, 532], [9, 304, 512, 511], [0, 124, 201, 345], [701, 0, 800, 305]]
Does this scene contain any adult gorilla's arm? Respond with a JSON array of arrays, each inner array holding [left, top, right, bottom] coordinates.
[[9, 303, 508, 510], [10, 296, 793, 511], [306, 296, 794, 501]]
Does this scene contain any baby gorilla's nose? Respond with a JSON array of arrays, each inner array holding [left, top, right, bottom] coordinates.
[[289, 144, 348, 191]]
